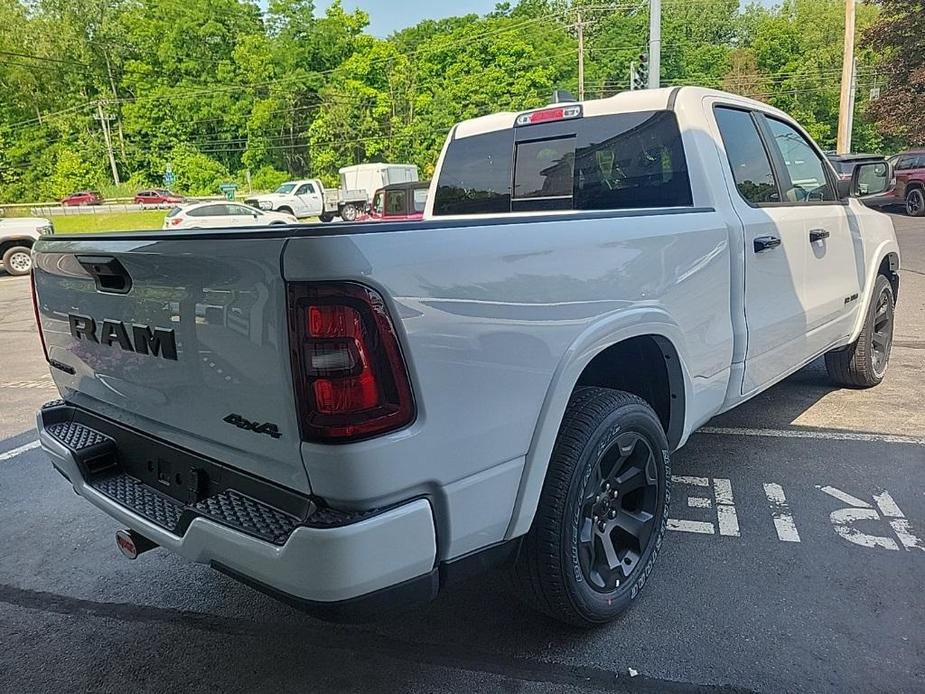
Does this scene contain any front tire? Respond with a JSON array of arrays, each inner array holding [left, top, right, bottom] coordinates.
[[512, 387, 670, 627], [319, 212, 334, 223], [825, 274, 895, 388], [2, 246, 33, 276], [906, 188, 925, 217]]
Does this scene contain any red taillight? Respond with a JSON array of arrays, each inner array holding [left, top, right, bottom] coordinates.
[[288, 282, 414, 442], [169, 216, 183, 226], [30, 269, 50, 363]]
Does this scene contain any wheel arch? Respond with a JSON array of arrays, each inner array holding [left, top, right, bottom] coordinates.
[[504, 313, 692, 541], [849, 244, 901, 344], [879, 251, 900, 301]]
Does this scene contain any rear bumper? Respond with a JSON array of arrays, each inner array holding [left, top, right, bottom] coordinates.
[[37, 404, 438, 611]]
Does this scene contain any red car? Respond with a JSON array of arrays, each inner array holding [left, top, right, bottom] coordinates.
[[864, 150, 925, 217], [362, 181, 430, 222], [135, 189, 184, 208], [61, 191, 103, 206]]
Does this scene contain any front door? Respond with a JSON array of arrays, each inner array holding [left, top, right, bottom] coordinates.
[[294, 182, 323, 217], [760, 115, 860, 356]]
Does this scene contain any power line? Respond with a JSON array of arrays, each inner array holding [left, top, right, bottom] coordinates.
[[0, 50, 88, 67]]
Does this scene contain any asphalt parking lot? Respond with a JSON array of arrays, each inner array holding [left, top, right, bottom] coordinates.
[[1, 215, 923, 693]]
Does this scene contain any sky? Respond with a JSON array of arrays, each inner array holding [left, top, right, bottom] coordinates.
[[315, 0, 498, 37]]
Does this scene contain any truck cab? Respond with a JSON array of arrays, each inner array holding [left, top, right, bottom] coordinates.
[[245, 180, 326, 219], [363, 181, 430, 222]]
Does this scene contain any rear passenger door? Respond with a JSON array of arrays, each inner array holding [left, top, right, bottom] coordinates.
[[712, 105, 812, 394]]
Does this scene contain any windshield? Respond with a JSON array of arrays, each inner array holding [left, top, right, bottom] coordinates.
[[273, 184, 296, 194]]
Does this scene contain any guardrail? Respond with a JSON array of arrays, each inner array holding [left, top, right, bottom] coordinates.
[[0, 195, 234, 218]]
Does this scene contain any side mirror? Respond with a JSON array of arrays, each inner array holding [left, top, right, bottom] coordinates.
[[851, 161, 892, 199]]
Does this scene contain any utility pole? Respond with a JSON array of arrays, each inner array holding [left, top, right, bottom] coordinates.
[[846, 58, 858, 152], [648, 0, 661, 89], [577, 10, 586, 101], [96, 100, 120, 186], [836, 0, 855, 154]]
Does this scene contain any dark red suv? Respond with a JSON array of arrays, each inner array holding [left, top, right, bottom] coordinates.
[[865, 150, 925, 216], [134, 189, 184, 207], [891, 151, 925, 216], [61, 191, 103, 206]]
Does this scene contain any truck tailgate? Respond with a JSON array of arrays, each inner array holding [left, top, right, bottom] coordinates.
[[32, 234, 309, 493]]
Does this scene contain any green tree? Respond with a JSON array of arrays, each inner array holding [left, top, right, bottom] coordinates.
[[862, 0, 925, 146]]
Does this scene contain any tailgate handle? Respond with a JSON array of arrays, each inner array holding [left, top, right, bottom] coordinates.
[[77, 256, 133, 294]]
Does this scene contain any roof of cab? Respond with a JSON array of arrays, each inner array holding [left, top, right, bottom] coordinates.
[[451, 86, 790, 139]]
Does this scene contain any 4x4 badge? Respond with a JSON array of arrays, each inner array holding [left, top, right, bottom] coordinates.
[[223, 413, 282, 439]]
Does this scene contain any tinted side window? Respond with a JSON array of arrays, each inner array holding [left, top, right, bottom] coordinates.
[[765, 118, 836, 202], [192, 204, 229, 216], [895, 156, 915, 171], [295, 183, 314, 195], [432, 129, 513, 215], [714, 107, 780, 204]]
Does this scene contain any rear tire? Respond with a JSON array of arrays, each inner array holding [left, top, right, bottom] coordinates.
[[2, 246, 32, 276], [340, 203, 358, 222], [906, 188, 925, 217], [319, 212, 334, 223], [512, 387, 670, 627], [824, 274, 894, 388]]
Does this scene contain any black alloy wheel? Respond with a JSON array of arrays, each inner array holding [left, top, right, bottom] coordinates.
[[578, 432, 660, 592], [870, 282, 894, 378]]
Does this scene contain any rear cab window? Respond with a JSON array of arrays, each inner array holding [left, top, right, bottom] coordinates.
[[432, 109, 692, 216]]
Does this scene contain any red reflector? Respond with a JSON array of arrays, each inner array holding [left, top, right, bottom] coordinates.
[[308, 304, 363, 338], [288, 282, 415, 442], [313, 372, 379, 414]]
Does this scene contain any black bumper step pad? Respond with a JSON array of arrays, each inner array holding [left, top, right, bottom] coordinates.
[[194, 490, 299, 545], [90, 473, 299, 544], [47, 421, 112, 451], [93, 473, 184, 531]]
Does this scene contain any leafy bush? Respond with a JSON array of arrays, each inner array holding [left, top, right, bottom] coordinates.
[[44, 147, 104, 199], [168, 144, 231, 197], [245, 165, 290, 192]]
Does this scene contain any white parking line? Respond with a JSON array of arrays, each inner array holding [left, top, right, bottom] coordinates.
[[698, 426, 925, 446], [0, 440, 40, 462], [763, 483, 801, 542]]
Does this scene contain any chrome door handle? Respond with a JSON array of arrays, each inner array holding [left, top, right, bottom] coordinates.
[[809, 228, 830, 243], [753, 235, 782, 253]]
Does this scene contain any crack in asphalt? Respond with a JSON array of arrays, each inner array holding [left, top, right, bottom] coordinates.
[[0, 583, 753, 693]]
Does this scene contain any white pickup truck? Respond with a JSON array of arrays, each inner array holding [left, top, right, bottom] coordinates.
[[31, 88, 899, 626], [0, 216, 53, 275], [245, 164, 419, 222]]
